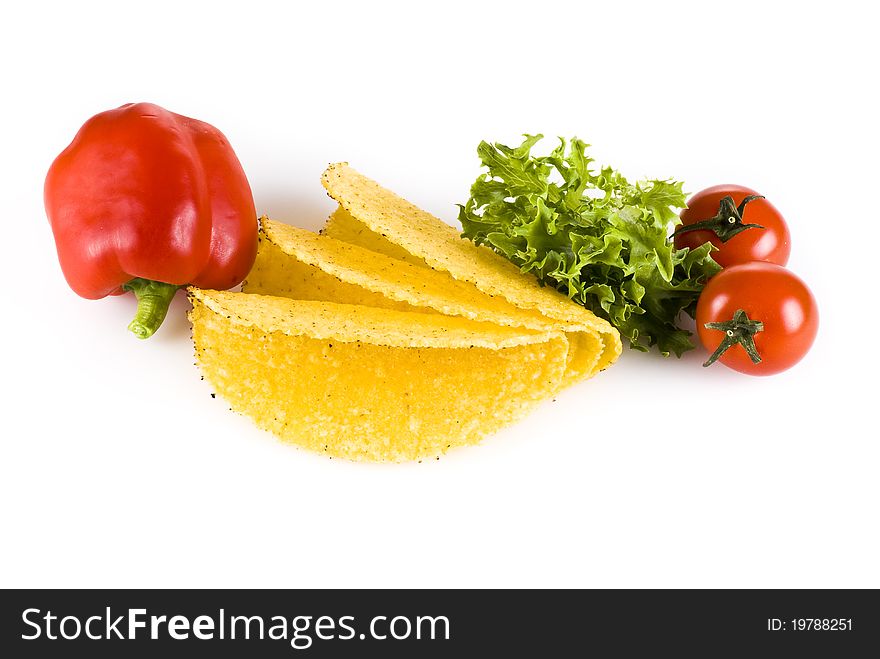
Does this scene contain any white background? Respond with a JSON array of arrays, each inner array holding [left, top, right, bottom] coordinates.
[[1, 1, 877, 588]]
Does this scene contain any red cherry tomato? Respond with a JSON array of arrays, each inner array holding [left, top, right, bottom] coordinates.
[[675, 184, 791, 268], [696, 263, 818, 376]]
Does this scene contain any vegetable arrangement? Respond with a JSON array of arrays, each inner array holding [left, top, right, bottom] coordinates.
[[459, 135, 817, 375], [41, 104, 821, 461]]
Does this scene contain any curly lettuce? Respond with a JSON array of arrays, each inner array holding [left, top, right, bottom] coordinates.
[[458, 135, 720, 356]]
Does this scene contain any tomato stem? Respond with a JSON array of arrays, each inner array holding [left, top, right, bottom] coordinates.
[[703, 309, 764, 367], [673, 194, 765, 243], [122, 278, 181, 339]]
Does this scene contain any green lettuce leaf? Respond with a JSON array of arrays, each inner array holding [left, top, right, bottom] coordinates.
[[458, 135, 721, 356]]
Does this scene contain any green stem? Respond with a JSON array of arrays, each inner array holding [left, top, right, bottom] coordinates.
[[673, 194, 765, 243], [703, 309, 764, 367], [121, 278, 181, 339]]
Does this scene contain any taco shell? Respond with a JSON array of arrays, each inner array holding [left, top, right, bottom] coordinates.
[[190, 288, 568, 462]]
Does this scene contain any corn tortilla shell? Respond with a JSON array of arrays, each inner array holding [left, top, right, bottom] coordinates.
[[190, 288, 568, 462]]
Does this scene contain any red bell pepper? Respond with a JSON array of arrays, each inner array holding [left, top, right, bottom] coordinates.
[[44, 102, 258, 338]]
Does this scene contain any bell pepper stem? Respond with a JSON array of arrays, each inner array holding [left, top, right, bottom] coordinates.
[[122, 278, 181, 339]]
